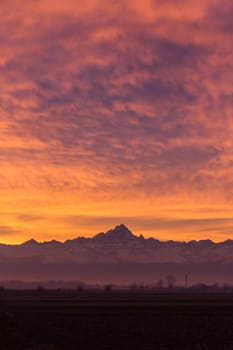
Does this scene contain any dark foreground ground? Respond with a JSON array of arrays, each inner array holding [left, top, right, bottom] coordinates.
[[0, 290, 233, 350]]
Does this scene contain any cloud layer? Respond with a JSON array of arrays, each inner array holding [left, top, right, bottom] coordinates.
[[0, 0, 232, 242]]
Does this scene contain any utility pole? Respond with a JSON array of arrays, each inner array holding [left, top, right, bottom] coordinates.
[[185, 274, 188, 289]]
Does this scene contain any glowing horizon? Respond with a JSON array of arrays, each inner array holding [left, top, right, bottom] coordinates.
[[0, 0, 233, 244]]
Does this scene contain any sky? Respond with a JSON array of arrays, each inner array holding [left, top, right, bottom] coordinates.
[[0, 0, 232, 243]]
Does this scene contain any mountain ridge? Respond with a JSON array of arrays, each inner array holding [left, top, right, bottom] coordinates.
[[0, 224, 232, 283], [0, 224, 232, 266], [4, 224, 232, 246]]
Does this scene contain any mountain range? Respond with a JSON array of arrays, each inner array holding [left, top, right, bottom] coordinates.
[[0, 224, 232, 284]]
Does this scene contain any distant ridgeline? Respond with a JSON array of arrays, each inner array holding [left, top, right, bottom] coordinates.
[[0, 225, 232, 284]]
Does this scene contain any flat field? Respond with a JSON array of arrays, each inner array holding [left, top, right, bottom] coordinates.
[[0, 291, 233, 349]]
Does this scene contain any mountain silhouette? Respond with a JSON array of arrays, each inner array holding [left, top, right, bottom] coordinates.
[[93, 224, 136, 241], [0, 225, 232, 284], [21, 239, 39, 246]]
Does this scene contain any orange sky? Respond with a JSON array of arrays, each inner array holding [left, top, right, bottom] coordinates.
[[0, 0, 233, 243]]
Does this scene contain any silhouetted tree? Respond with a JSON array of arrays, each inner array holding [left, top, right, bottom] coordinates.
[[166, 274, 176, 289], [76, 283, 85, 292], [36, 284, 45, 293], [104, 284, 114, 292], [129, 283, 138, 291], [156, 279, 164, 289]]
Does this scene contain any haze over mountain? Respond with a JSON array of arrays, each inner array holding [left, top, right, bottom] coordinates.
[[0, 225, 232, 284]]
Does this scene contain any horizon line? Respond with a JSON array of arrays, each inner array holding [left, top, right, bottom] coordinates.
[[1, 224, 233, 246]]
